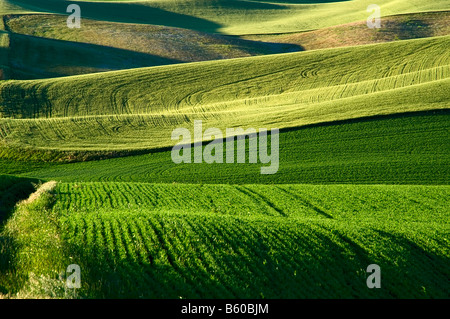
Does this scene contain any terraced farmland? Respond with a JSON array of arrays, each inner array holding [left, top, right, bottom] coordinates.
[[0, 0, 449, 301]]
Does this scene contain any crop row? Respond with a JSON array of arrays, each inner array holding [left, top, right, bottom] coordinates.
[[53, 182, 449, 224], [1, 34, 447, 119], [58, 208, 449, 298], [0, 35, 449, 155]]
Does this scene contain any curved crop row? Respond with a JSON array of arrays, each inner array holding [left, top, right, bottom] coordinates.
[[0, 36, 448, 155], [1, 35, 448, 119]]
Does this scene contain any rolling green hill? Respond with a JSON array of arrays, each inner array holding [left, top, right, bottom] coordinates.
[[0, 0, 448, 301], [3, 11, 448, 80], [6, 111, 449, 185], [1, 35, 449, 158]]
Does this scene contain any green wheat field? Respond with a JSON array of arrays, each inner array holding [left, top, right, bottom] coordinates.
[[0, 0, 449, 299]]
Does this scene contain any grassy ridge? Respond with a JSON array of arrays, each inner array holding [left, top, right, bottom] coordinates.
[[1, 35, 449, 154], [13, 111, 449, 184], [0, 181, 67, 297]]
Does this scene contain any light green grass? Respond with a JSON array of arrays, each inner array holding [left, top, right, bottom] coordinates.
[[1, 35, 449, 155], [54, 182, 449, 223]]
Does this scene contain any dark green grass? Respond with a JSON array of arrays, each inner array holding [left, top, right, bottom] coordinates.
[[14, 111, 449, 185], [0, 159, 59, 175]]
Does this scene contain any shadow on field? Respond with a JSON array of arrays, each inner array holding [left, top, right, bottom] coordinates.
[[10, 0, 223, 33], [0, 175, 40, 295], [278, 108, 450, 134], [383, 18, 433, 40], [0, 46, 8, 79], [224, 35, 304, 53], [0, 175, 39, 224], [5, 32, 182, 80], [367, 229, 450, 298], [61, 217, 449, 298]]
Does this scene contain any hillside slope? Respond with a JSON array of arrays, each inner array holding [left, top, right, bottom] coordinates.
[[1, 14, 298, 80], [4, 111, 446, 185], [244, 11, 450, 50], [0, 35, 448, 156], [3, 11, 448, 80]]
